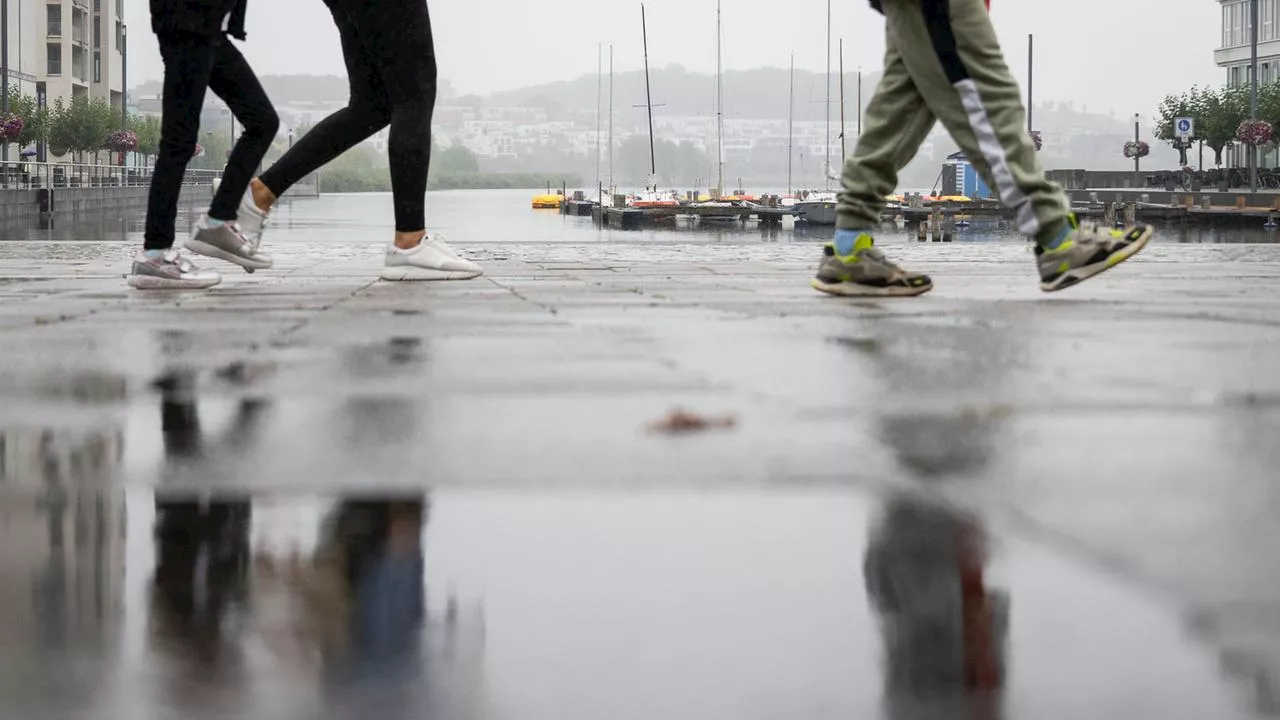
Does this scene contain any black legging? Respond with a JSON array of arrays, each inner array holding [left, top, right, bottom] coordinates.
[[145, 34, 278, 250], [259, 0, 437, 232]]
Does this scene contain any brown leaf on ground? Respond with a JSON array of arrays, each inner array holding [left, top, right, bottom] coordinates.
[[647, 408, 738, 434]]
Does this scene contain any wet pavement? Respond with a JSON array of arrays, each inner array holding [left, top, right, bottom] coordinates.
[[2, 198, 1280, 718]]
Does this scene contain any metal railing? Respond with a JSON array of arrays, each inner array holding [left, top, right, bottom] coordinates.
[[0, 161, 219, 191]]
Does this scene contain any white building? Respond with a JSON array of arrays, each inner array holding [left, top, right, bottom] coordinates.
[[0, 0, 125, 159], [1216, 0, 1280, 86]]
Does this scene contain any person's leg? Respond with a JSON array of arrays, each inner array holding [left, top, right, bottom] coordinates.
[[347, 0, 436, 240], [144, 35, 216, 251], [811, 34, 936, 298], [182, 37, 275, 273], [884, 0, 1151, 291], [206, 37, 279, 223], [882, 0, 1066, 241], [131, 34, 222, 290], [255, 4, 390, 206], [836, 38, 938, 238], [342, 0, 481, 280]]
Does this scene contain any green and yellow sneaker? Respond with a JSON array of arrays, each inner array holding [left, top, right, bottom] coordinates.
[[1036, 214, 1153, 292], [810, 233, 933, 297]]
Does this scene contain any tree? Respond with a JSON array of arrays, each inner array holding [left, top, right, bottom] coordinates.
[[129, 113, 162, 160], [435, 142, 480, 174], [1194, 86, 1248, 167], [48, 95, 116, 162], [5, 88, 48, 150]]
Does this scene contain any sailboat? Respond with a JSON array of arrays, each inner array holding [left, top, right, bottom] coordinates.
[[692, 0, 742, 224], [630, 4, 679, 209], [795, 0, 838, 225]]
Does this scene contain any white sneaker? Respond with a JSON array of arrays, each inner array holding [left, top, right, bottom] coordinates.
[[379, 233, 484, 281]]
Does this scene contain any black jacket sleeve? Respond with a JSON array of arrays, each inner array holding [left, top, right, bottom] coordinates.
[[150, 0, 248, 41]]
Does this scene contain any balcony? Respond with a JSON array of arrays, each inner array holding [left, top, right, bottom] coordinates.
[[1215, 38, 1280, 67]]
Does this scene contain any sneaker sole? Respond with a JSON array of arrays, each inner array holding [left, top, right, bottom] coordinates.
[[127, 274, 221, 290], [1039, 226, 1153, 293], [810, 278, 933, 297], [184, 238, 273, 271], [379, 266, 484, 282]]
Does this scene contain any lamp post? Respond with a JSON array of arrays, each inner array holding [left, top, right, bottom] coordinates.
[[1027, 34, 1034, 134], [2, 0, 9, 164], [1133, 113, 1141, 182], [288, 127, 293, 150], [1250, 0, 1260, 193], [120, 25, 127, 131], [857, 66, 862, 138]]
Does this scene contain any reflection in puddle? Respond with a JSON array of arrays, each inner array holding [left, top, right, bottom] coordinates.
[[865, 493, 1009, 718]]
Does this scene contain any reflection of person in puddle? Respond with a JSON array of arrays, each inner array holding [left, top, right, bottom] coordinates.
[[154, 369, 271, 475], [863, 493, 1007, 717], [253, 497, 429, 685], [150, 495, 253, 670]]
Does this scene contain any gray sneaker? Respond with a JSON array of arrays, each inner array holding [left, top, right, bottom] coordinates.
[[1036, 214, 1153, 292], [211, 177, 272, 257], [127, 250, 222, 290], [810, 233, 933, 297], [184, 215, 272, 273]]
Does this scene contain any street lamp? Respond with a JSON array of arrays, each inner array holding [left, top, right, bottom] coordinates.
[[288, 127, 293, 149], [2, 0, 9, 164], [857, 66, 862, 137], [1134, 113, 1141, 180], [120, 25, 128, 131], [1251, 0, 1260, 192]]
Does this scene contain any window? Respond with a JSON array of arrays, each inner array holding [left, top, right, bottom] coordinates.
[[47, 43, 62, 75], [93, 17, 99, 46], [93, 0, 99, 10], [47, 4, 62, 37], [93, 51, 100, 82], [1265, 0, 1274, 40]]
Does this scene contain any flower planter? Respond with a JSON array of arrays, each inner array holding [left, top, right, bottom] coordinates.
[[1164, 177, 1177, 191], [1217, 179, 1231, 192]]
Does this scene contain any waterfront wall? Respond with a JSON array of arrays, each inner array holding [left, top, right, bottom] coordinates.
[[0, 184, 209, 224]]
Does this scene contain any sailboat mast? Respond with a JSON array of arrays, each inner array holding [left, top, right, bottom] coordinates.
[[596, 42, 603, 199], [608, 43, 614, 194], [787, 54, 794, 195], [716, 0, 724, 197], [641, 4, 657, 189], [824, 0, 831, 190], [839, 39, 846, 163]]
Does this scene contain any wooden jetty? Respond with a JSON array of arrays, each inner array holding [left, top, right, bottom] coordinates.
[[590, 203, 797, 229]]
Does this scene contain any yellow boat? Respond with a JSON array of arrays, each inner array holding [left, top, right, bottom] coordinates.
[[532, 194, 563, 209]]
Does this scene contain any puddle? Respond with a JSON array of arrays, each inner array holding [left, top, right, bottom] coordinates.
[[0, 486, 1253, 720]]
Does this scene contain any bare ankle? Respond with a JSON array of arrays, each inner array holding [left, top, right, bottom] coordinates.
[[394, 230, 426, 250], [249, 178, 276, 213]]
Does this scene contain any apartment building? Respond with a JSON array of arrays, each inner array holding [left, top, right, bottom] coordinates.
[[0, 0, 124, 128], [1217, 0, 1280, 86]]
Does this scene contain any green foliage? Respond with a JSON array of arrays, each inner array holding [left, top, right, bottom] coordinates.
[[1154, 85, 1254, 166], [434, 143, 480, 174], [128, 113, 162, 157], [314, 143, 579, 192], [617, 135, 710, 186], [45, 95, 117, 160], [5, 88, 48, 148]]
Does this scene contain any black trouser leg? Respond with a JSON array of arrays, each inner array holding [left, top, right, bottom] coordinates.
[[144, 35, 216, 250], [259, 0, 436, 232], [207, 39, 279, 222]]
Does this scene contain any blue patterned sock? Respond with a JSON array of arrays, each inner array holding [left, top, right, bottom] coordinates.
[[834, 228, 870, 256], [1037, 220, 1071, 250], [205, 217, 225, 228]]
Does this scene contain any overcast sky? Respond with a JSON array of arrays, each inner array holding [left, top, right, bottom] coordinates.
[[125, 0, 1223, 121]]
